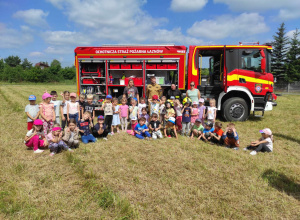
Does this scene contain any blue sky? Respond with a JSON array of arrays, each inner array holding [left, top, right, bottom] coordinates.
[[0, 0, 299, 67]]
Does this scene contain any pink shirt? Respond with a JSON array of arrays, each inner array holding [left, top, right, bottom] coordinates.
[[191, 107, 199, 123], [119, 104, 129, 118], [40, 103, 54, 121]]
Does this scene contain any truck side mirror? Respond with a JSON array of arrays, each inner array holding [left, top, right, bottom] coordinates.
[[260, 49, 266, 74]]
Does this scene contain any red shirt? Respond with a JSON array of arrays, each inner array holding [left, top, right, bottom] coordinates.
[[214, 128, 224, 137]]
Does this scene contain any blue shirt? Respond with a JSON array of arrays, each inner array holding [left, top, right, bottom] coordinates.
[[182, 107, 191, 123], [222, 131, 239, 140], [77, 119, 91, 136], [203, 127, 214, 134], [134, 123, 148, 132]]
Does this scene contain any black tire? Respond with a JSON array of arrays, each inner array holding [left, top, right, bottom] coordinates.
[[222, 97, 249, 121]]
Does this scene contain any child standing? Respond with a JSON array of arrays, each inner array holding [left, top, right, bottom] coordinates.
[[78, 111, 96, 144], [205, 98, 217, 124], [24, 119, 48, 153], [140, 107, 150, 125], [40, 92, 55, 136], [222, 123, 239, 150], [47, 125, 73, 156], [93, 115, 109, 140], [209, 122, 224, 144], [119, 98, 129, 132], [245, 128, 274, 155], [67, 93, 80, 124], [78, 94, 86, 119], [134, 117, 151, 140], [181, 101, 192, 136], [82, 94, 95, 121], [111, 98, 120, 134], [164, 117, 178, 139], [129, 98, 139, 120], [191, 101, 199, 127], [190, 118, 204, 140], [62, 119, 79, 148], [174, 99, 182, 132], [149, 113, 163, 139], [50, 91, 62, 124], [138, 97, 146, 118], [201, 121, 214, 142], [102, 95, 114, 134], [198, 98, 206, 126], [159, 96, 166, 126], [148, 95, 160, 116], [25, 95, 40, 130], [61, 91, 70, 129], [127, 117, 138, 136]]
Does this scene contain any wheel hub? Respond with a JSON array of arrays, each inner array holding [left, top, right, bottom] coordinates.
[[229, 103, 245, 119]]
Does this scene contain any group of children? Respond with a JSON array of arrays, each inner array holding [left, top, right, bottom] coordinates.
[[24, 91, 274, 156]]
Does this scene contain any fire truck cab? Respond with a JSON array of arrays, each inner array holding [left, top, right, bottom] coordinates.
[[187, 44, 277, 121]]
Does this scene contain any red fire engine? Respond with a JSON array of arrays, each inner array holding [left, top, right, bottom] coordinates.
[[74, 43, 277, 121]]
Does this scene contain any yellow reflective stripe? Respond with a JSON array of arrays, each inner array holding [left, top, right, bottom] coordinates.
[[227, 74, 271, 84]]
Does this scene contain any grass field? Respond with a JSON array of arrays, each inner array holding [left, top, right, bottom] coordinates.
[[0, 84, 299, 220]]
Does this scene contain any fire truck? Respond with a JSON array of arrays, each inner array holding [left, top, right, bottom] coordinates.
[[74, 43, 277, 121]]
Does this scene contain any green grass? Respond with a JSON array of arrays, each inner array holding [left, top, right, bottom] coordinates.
[[0, 84, 299, 219]]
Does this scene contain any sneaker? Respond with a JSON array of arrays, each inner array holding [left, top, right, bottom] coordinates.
[[117, 131, 120, 133], [49, 152, 55, 157], [168, 135, 171, 138], [243, 147, 249, 151], [68, 148, 74, 152], [103, 137, 108, 141], [34, 149, 44, 154], [111, 132, 114, 135], [250, 151, 257, 155], [233, 147, 239, 150], [108, 132, 112, 135]]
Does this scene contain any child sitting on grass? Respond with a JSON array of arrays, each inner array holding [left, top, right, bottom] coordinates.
[[222, 123, 239, 150], [78, 111, 96, 144], [190, 118, 204, 140], [209, 122, 224, 145], [62, 119, 79, 148], [201, 121, 214, 142], [164, 117, 178, 139], [127, 117, 138, 136], [149, 113, 163, 139], [134, 117, 151, 140], [93, 115, 109, 141], [244, 128, 274, 155], [24, 119, 48, 153], [47, 124, 73, 156], [25, 95, 40, 130]]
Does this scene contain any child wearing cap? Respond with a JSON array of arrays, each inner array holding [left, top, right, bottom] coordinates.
[[67, 92, 80, 124], [164, 117, 178, 139], [209, 122, 224, 144], [148, 95, 160, 116], [201, 121, 214, 142], [134, 117, 151, 140], [24, 119, 48, 153], [50, 91, 63, 124], [47, 124, 73, 156], [119, 98, 129, 132], [198, 98, 206, 126], [191, 101, 199, 128], [190, 118, 204, 140], [40, 92, 55, 136], [62, 118, 79, 148], [93, 115, 109, 140], [245, 128, 274, 155], [222, 123, 240, 150], [78, 111, 97, 144], [127, 116, 138, 136], [102, 95, 114, 134], [25, 95, 40, 130]]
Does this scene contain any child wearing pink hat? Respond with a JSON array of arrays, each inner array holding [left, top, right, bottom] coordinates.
[[244, 128, 274, 155], [24, 119, 48, 153], [47, 125, 73, 156], [40, 92, 55, 136], [67, 92, 80, 124]]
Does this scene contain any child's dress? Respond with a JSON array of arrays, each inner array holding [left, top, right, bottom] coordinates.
[[119, 104, 129, 131], [39, 102, 54, 136], [198, 105, 206, 126], [191, 107, 199, 124], [112, 105, 121, 126]]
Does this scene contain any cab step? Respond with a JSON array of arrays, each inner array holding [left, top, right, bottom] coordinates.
[[253, 107, 265, 117]]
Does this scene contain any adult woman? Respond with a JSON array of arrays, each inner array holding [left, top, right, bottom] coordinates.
[[123, 79, 139, 104], [186, 81, 201, 103]]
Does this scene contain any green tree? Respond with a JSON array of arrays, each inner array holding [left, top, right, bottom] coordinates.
[[0, 59, 4, 80], [271, 22, 289, 81], [59, 66, 76, 80], [285, 29, 300, 82], [4, 55, 21, 67], [21, 58, 32, 69]]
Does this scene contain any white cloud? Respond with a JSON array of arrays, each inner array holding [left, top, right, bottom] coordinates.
[[44, 46, 73, 54], [13, 9, 49, 27], [214, 0, 300, 20], [187, 13, 269, 40], [29, 52, 44, 57], [41, 31, 93, 46], [286, 29, 300, 39], [0, 23, 33, 48], [170, 0, 208, 12]]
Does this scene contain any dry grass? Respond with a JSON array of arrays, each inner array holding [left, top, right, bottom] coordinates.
[[0, 84, 299, 219]]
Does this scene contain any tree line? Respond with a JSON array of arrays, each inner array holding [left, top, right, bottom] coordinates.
[[0, 57, 76, 83]]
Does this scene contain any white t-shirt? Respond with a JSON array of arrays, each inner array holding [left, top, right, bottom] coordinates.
[[51, 100, 62, 117], [129, 106, 138, 119], [150, 102, 160, 116], [138, 103, 146, 115], [262, 137, 273, 151], [174, 105, 182, 117], [25, 129, 44, 143], [25, 104, 39, 122], [206, 106, 217, 120], [62, 100, 70, 114], [68, 102, 79, 114]]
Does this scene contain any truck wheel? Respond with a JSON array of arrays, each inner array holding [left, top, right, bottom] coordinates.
[[222, 97, 249, 121]]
